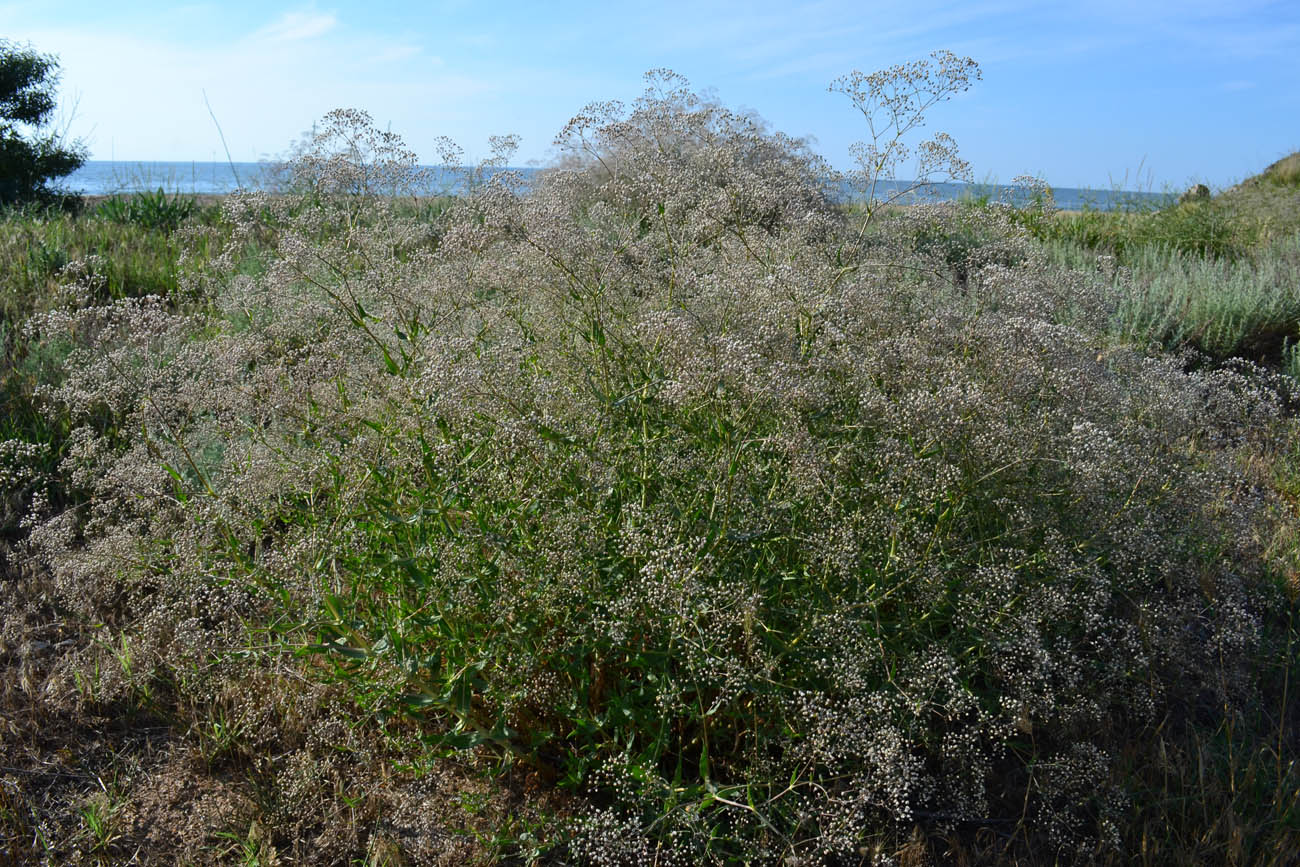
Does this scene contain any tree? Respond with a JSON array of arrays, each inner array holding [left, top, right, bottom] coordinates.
[[0, 40, 87, 205]]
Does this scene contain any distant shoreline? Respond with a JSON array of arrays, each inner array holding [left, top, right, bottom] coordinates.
[[65, 161, 1178, 212], [65, 190, 1121, 219]]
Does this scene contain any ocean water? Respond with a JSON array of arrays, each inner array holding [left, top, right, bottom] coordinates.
[[64, 161, 532, 197], [68, 161, 275, 195], [64, 161, 1176, 212]]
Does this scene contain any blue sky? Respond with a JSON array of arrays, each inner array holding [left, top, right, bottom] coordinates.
[[2, 0, 1297, 189]]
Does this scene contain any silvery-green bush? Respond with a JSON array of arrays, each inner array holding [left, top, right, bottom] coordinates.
[[22, 66, 1297, 864]]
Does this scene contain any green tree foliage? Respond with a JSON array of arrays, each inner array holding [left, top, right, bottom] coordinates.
[[0, 40, 87, 204]]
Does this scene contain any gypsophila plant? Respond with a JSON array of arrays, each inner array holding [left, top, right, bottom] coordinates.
[[284, 107, 429, 203], [832, 50, 980, 236], [15, 60, 1300, 865]]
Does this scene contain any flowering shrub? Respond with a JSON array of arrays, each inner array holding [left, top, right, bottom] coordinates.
[[19, 64, 1300, 864]]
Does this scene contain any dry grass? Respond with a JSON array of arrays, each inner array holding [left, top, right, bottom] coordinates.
[[1, 549, 576, 865], [1261, 152, 1300, 188]]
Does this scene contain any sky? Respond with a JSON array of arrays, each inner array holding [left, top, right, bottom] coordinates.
[[2, 1, 1297, 190]]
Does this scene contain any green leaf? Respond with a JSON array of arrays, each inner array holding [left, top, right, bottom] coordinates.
[[317, 639, 368, 660], [536, 424, 577, 447], [431, 730, 487, 751]]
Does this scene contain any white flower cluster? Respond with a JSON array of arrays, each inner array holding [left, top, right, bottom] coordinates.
[[16, 67, 1298, 864]]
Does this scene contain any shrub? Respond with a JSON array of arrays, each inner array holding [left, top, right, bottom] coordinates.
[[18, 67, 1300, 864], [550, 68, 838, 244], [277, 107, 430, 200]]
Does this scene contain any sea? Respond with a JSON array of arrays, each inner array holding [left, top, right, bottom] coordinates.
[[64, 161, 1177, 212]]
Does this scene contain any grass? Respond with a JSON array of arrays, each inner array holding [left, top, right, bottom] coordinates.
[[92, 188, 202, 233], [1012, 151, 1300, 268], [1000, 154, 1300, 369], [3, 128, 1299, 864], [0, 198, 228, 548], [1255, 152, 1300, 189], [0, 201, 216, 321], [1023, 196, 1261, 262], [1039, 230, 1300, 364]]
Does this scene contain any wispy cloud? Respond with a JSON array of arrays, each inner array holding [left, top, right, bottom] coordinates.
[[747, 50, 856, 82], [5, 11, 502, 163], [253, 10, 338, 43], [1069, 0, 1300, 61], [653, 0, 1050, 78], [5, 0, 1294, 185]]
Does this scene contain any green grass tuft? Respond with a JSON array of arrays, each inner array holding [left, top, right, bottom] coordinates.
[[92, 188, 203, 233], [1262, 152, 1300, 188]]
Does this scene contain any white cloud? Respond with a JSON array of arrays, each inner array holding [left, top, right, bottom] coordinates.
[[4, 15, 500, 163]]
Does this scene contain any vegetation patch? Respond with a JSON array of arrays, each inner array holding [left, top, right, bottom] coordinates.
[[1260, 152, 1300, 188], [93, 189, 202, 234], [3, 60, 1299, 866]]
